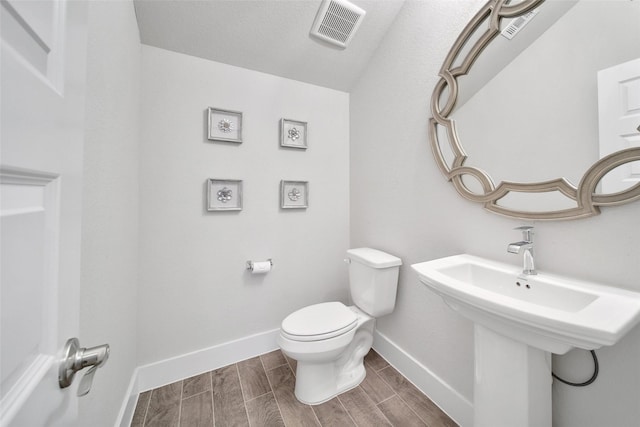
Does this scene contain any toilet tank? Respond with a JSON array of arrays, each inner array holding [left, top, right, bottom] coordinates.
[[346, 248, 402, 317]]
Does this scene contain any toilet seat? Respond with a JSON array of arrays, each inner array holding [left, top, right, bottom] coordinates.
[[281, 302, 358, 342]]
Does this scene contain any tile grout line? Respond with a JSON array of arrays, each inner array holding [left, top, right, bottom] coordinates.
[[181, 388, 211, 401], [246, 352, 287, 403], [310, 408, 322, 426], [209, 370, 215, 427], [244, 389, 271, 403], [358, 382, 395, 427], [284, 356, 296, 377], [389, 391, 430, 427], [374, 366, 431, 427], [360, 363, 402, 422], [368, 353, 391, 373], [235, 363, 253, 427], [263, 354, 290, 427], [308, 399, 323, 427], [374, 390, 430, 427], [364, 364, 396, 404], [177, 380, 184, 427], [375, 392, 398, 406], [336, 394, 360, 427], [141, 389, 153, 427]]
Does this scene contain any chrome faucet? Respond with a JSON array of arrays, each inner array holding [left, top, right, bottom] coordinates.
[[507, 226, 537, 276]]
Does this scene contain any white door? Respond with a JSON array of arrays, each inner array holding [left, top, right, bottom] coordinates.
[[1, 0, 88, 425], [597, 58, 640, 193]]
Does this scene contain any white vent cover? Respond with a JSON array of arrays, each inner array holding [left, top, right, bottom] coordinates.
[[310, 0, 366, 48], [501, 9, 539, 40]]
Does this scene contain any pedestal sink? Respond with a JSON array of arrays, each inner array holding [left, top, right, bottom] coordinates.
[[412, 254, 640, 427]]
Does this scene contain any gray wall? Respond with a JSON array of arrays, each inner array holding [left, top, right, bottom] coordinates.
[[350, 1, 640, 426], [81, 1, 141, 425], [137, 46, 351, 364]]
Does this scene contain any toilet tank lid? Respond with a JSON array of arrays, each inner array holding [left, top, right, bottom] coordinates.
[[347, 248, 402, 268]]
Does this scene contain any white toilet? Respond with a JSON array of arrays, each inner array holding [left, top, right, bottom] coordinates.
[[277, 247, 402, 405]]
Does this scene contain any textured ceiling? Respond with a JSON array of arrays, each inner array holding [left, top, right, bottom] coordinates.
[[133, 0, 405, 92]]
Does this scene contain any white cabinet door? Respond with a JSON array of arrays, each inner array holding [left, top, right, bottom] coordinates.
[[1, 0, 88, 425], [598, 58, 640, 193]]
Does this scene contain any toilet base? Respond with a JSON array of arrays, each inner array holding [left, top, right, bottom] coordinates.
[[292, 318, 374, 405], [294, 361, 365, 405]]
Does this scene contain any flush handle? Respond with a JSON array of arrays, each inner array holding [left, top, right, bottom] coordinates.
[[58, 338, 110, 396]]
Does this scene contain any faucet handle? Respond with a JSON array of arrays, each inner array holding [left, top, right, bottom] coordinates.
[[514, 226, 534, 242]]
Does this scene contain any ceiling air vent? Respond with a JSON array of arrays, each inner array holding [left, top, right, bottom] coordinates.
[[310, 0, 366, 49], [501, 9, 539, 40]]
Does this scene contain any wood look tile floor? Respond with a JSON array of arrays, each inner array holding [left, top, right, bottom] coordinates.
[[131, 349, 458, 427]]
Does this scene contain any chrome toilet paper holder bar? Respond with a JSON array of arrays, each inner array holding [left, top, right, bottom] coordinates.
[[246, 259, 273, 270]]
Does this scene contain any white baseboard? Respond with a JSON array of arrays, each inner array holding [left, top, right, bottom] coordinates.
[[114, 328, 280, 427], [136, 328, 280, 392], [116, 371, 139, 427], [372, 330, 473, 427]]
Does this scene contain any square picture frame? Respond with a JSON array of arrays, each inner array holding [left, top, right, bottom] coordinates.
[[280, 180, 308, 209], [280, 118, 308, 149], [207, 179, 243, 211], [208, 107, 243, 143]]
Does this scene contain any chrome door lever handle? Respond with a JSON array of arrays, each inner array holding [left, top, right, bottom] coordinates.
[[77, 365, 99, 396], [59, 338, 110, 396]]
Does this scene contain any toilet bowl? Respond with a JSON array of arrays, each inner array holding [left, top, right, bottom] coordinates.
[[278, 248, 401, 405], [278, 302, 374, 404]]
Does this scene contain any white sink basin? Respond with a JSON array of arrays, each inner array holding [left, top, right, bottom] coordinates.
[[412, 254, 640, 354]]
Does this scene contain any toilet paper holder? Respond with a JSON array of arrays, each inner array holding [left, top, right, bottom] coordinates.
[[246, 259, 273, 270]]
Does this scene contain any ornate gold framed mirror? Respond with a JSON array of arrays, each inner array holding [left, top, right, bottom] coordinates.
[[429, 0, 640, 220]]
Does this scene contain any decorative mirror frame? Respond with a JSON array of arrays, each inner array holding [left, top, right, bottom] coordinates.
[[429, 0, 640, 220]]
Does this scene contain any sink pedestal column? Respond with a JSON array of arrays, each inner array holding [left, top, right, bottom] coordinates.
[[474, 325, 552, 427]]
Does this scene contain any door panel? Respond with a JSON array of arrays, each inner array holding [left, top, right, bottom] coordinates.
[[0, 0, 64, 88], [1, 0, 88, 424], [1, 169, 58, 416]]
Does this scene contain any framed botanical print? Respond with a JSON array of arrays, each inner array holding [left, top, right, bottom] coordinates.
[[280, 118, 307, 149], [208, 108, 243, 143], [280, 180, 308, 209], [207, 179, 243, 211]]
